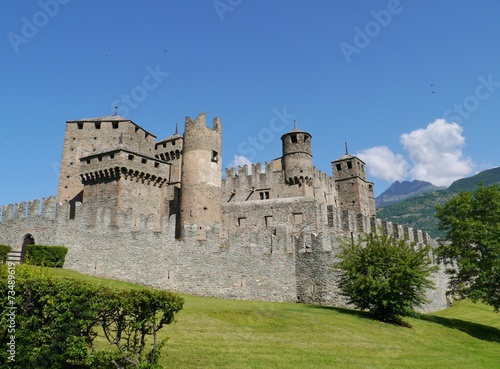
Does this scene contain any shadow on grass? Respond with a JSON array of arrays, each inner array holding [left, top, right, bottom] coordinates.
[[305, 304, 412, 327], [421, 315, 500, 343]]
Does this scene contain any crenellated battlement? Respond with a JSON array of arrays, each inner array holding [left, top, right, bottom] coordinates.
[[330, 208, 433, 246], [312, 166, 335, 188], [79, 149, 170, 187], [155, 134, 183, 162], [66, 116, 156, 140], [184, 112, 222, 132], [224, 160, 279, 179], [0, 196, 58, 222]]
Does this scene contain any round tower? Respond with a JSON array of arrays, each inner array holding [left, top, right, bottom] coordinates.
[[281, 125, 313, 185], [179, 112, 222, 235]]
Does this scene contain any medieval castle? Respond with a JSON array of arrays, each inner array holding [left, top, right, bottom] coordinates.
[[0, 112, 448, 312]]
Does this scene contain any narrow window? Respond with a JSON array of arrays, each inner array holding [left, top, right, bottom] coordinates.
[[112, 121, 119, 129], [291, 134, 298, 143], [77, 122, 84, 129], [238, 217, 246, 228], [347, 161, 352, 169], [128, 154, 134, 160], [110, 154, 114, 159], [141, 158, 147, 164], [98, 157, 102, 162], [265, 216, 273, 226], [336, 163, 341, 171], [211, 150, 219, 163], [154, 162, 159, 168], [95, 122, 101, 129], [294, 213, 303, 224]]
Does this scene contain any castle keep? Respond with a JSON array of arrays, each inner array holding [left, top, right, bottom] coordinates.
[[0, 112, 448, 312]]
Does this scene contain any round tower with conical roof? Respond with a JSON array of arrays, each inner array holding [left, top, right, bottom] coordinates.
[[280, 123, 313, 185]]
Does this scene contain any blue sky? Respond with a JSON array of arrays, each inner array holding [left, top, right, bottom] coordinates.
[[1, 0, 499, 206]]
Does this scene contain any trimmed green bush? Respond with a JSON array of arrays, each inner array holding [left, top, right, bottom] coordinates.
[[0, 245, 11, 263], [25, 245, 68, 267], [0, 265, 184, 368]]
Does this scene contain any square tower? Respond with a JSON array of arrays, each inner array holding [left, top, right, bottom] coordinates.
[[332, 153, 376, 217]]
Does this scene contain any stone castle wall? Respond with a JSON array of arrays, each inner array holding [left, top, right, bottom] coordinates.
[[0, 197, 449, 312], [223, 162, 338, 207]]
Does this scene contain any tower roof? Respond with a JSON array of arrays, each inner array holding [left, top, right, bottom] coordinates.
[[157, 133, 182, 143], [337, 153, 354, 160], [280, 120, 312, 139], [67, 115, 130, 122], [280, 128, 312, 141]]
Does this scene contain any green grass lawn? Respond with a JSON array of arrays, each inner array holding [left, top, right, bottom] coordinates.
[[52, 268, 500, 369]]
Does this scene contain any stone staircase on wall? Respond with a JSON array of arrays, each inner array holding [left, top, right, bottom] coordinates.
[[7, 250, 22, 264]]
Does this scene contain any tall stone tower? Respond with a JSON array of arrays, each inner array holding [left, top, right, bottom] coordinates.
[[179, 113, 222, 237], [57, 115, 156, 203], [332, 147, 376, 217], [281, 125, 313, 186]]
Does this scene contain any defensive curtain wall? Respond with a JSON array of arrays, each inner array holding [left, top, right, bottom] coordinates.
[[0, 111, 449, 313], [0, 195, 449, 312]]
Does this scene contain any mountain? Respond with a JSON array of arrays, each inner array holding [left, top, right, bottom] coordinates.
[[447, 166, 500, 192], [376, 166, 500, 238], [376, 180, 444, 208]]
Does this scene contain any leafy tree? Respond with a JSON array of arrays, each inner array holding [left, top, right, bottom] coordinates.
[[99, 288, 184, 368], [435, 184, 500, 312], [333, 233, 437, 323]]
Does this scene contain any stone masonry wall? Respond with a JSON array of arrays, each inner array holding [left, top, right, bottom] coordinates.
[[0, 198, 449, 312], [223, 163, 338, 207], [58, 118, 157, 202]]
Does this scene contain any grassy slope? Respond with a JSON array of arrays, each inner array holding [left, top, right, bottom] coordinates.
[[52, 269, 500, 369]]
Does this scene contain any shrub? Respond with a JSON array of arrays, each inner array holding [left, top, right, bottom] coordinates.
[[0, 245, 11, 263], [332, 232, 437, 323], [0, 265, 184, 368], [25, 245, 68, 267]]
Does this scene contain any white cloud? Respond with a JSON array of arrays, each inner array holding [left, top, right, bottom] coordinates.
[[400, 119, 475, 186], [227, 155, 252, 171], [357, 146, 409, 182]]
